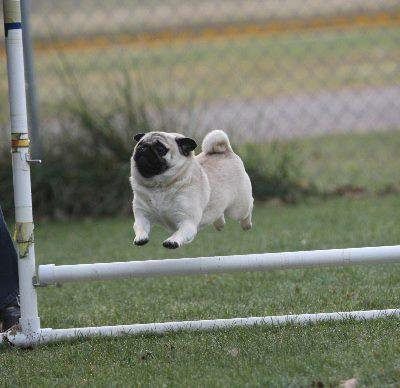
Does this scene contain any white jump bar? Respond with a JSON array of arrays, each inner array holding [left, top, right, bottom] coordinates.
[[3, 309, 400, 347], [38, 245, 400, 286]]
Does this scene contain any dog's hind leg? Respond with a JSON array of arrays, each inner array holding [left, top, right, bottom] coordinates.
[[240, 212, 252, 230], [163, 220, 198, 249], [213, 215, 226, 231], [226, 201, 253, 231]]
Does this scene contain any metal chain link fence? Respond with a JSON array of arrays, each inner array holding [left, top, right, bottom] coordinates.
[[1, 0, 399, 143]]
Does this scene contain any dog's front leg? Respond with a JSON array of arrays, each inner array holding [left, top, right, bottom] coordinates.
[[163, 221, 197, 249], [133, 209, 151, 246]]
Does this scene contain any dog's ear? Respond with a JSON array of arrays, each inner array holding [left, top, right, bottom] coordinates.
[[176, 137, 197, 156], [134, 133, 146, 142]]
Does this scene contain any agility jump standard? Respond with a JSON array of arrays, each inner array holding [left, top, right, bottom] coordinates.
[[2, 0, 400, 348]]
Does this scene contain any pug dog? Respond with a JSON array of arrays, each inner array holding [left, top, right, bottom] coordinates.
[[129, 130, 253, 248]]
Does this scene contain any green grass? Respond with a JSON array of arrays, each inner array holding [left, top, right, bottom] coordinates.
[[297, 130, 400, 193], [239, 129, 400, 197], [1, 195, 400, 385], [0, 26, 398, 123]]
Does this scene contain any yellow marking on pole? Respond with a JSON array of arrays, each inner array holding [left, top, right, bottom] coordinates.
[[3, 0, 21, 23], [14, 221, 34, 258], [11, 133, 30, 152], [0, 10, 398, 57], [11, 138, 30, 148]]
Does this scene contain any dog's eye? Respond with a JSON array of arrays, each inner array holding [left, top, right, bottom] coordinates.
[[155, 142, 168, 156]]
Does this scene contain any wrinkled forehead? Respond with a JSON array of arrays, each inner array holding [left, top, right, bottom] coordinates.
[[142, 132, 172, 144]]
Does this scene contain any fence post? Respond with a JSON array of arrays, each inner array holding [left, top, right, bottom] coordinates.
[[3, 0, 40, 341], [20, 0, 41, 158]]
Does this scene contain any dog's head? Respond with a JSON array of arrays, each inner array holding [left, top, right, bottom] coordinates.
[[132, 132, 197, 179]]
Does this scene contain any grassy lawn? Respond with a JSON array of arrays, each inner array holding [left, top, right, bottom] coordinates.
[[1, 195, 400, 385], [0, 26, 398, 124], [238, 129, 400, 197], [297, 130, 400, 193]]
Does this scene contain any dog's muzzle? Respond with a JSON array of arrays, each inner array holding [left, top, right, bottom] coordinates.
[[133, 143, 169, 178]]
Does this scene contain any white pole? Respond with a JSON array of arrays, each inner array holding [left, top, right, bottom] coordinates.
[[4, 309, 400, 346], [38, 245, 400, 285], [3, 0, 40, 339]]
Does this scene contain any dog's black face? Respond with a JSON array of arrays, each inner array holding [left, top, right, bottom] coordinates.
[[133, 139, 169, 178]]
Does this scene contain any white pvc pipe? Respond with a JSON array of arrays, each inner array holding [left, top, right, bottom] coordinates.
[[4, 309, 400, 347], [3, 0, 40, 336], [38, 245, 400, 285]]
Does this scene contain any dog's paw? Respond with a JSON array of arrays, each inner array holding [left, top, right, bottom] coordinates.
[[163, 240, 180, 249], [213, 221, 225, 231], [213, 215, 226, 231], [240, 217, 252, 231], [134, 237, 149, 246], [241, 222, 252, 231]]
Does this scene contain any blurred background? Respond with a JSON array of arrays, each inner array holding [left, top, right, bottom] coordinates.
[[0, 0, 399, 218]]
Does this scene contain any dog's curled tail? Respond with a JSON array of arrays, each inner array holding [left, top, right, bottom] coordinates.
[[202, 130, 232, 154]]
